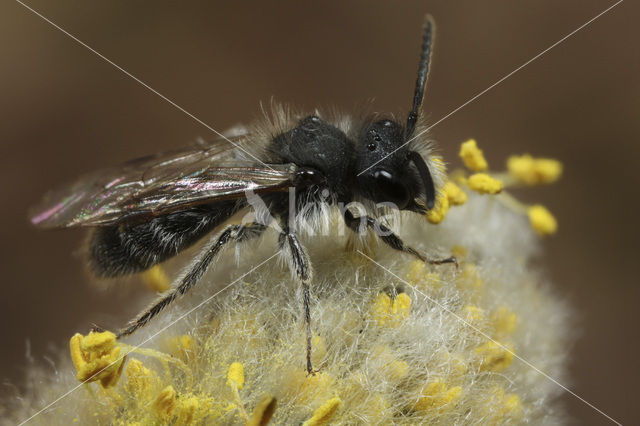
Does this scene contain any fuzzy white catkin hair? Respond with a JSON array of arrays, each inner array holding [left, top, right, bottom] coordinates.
[[3, 193, 570, 425]]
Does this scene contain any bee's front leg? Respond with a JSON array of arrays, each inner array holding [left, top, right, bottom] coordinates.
[[343, 209, 457, 268]]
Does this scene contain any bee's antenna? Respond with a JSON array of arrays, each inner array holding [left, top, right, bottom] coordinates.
[[405, 15, 435, 140]]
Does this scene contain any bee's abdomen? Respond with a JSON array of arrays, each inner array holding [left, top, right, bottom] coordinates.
[[88, 201, 239, 278]]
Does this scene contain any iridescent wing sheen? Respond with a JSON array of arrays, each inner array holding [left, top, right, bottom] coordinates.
[[30, 136, 295, 228]]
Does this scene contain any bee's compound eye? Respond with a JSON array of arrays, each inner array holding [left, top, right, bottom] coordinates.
[[367, 142, 377, 151], [309, 115, 321, 122]]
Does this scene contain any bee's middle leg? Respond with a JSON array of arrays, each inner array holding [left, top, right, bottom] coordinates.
[[278, 226, 316, 375]]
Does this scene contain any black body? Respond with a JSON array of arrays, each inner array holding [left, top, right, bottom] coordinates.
[[90, 111, 439, 278], [90, 200, 240, 277]]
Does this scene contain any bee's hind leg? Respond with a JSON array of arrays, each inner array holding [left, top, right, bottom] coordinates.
[[278, 226, 316, 375], [343, 210, 457, 268], [117, 223, 267, 338]]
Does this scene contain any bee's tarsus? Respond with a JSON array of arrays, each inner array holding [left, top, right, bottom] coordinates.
[[428, 256, 458, 269]]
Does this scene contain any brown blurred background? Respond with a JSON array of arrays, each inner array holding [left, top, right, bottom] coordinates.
[[1, 0, 638, 424]]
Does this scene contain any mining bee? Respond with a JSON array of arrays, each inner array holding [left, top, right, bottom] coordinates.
[[31, 16, 455, 374]]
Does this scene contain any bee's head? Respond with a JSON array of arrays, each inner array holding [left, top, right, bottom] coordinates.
[[356, 15, 438, 213], [356, 119, 436, 211]]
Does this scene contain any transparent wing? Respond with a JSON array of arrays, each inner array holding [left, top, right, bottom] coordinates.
[[30, 135, 295, 228]]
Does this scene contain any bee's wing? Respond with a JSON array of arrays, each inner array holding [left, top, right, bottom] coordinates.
[[30, 135, 295, 228]]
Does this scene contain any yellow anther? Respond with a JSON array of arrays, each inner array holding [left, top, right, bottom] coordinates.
[[413, 378, 462, 413], [79, 330, 116, 352], [425, 182, 465, 225], [507, 154, 563, 185], [459, 139, 488, 172], [444, 181, 467, 205], [426, 193, 449, 224], [227, 362, 245, 390], [474, 341, 514, 372], [283, 369, 333, 405], [303, 397, 342, 426], [394, 293, 411, 315], [467, 173, 503, 194], [69, 331, 126, 388], [124, 359, 155, 399], [528, 204, 557, 235], [370, 293, 411, 328], [153, 385, 176, 420], [174, 394, 216, 424], [227, 362, 248, 420], [370, 293, 392, 326]]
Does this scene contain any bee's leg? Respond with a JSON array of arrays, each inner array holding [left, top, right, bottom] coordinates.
[[117, 223, 266, 338], [343, 210, 457, 267], [278, 227, 315, 375]]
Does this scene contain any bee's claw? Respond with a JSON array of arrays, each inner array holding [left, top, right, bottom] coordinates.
[[306, 368, 322, 377], [90, 323, 105, 333]]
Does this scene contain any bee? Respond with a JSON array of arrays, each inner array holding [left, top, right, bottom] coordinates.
[[31, 16, 455, 374]]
